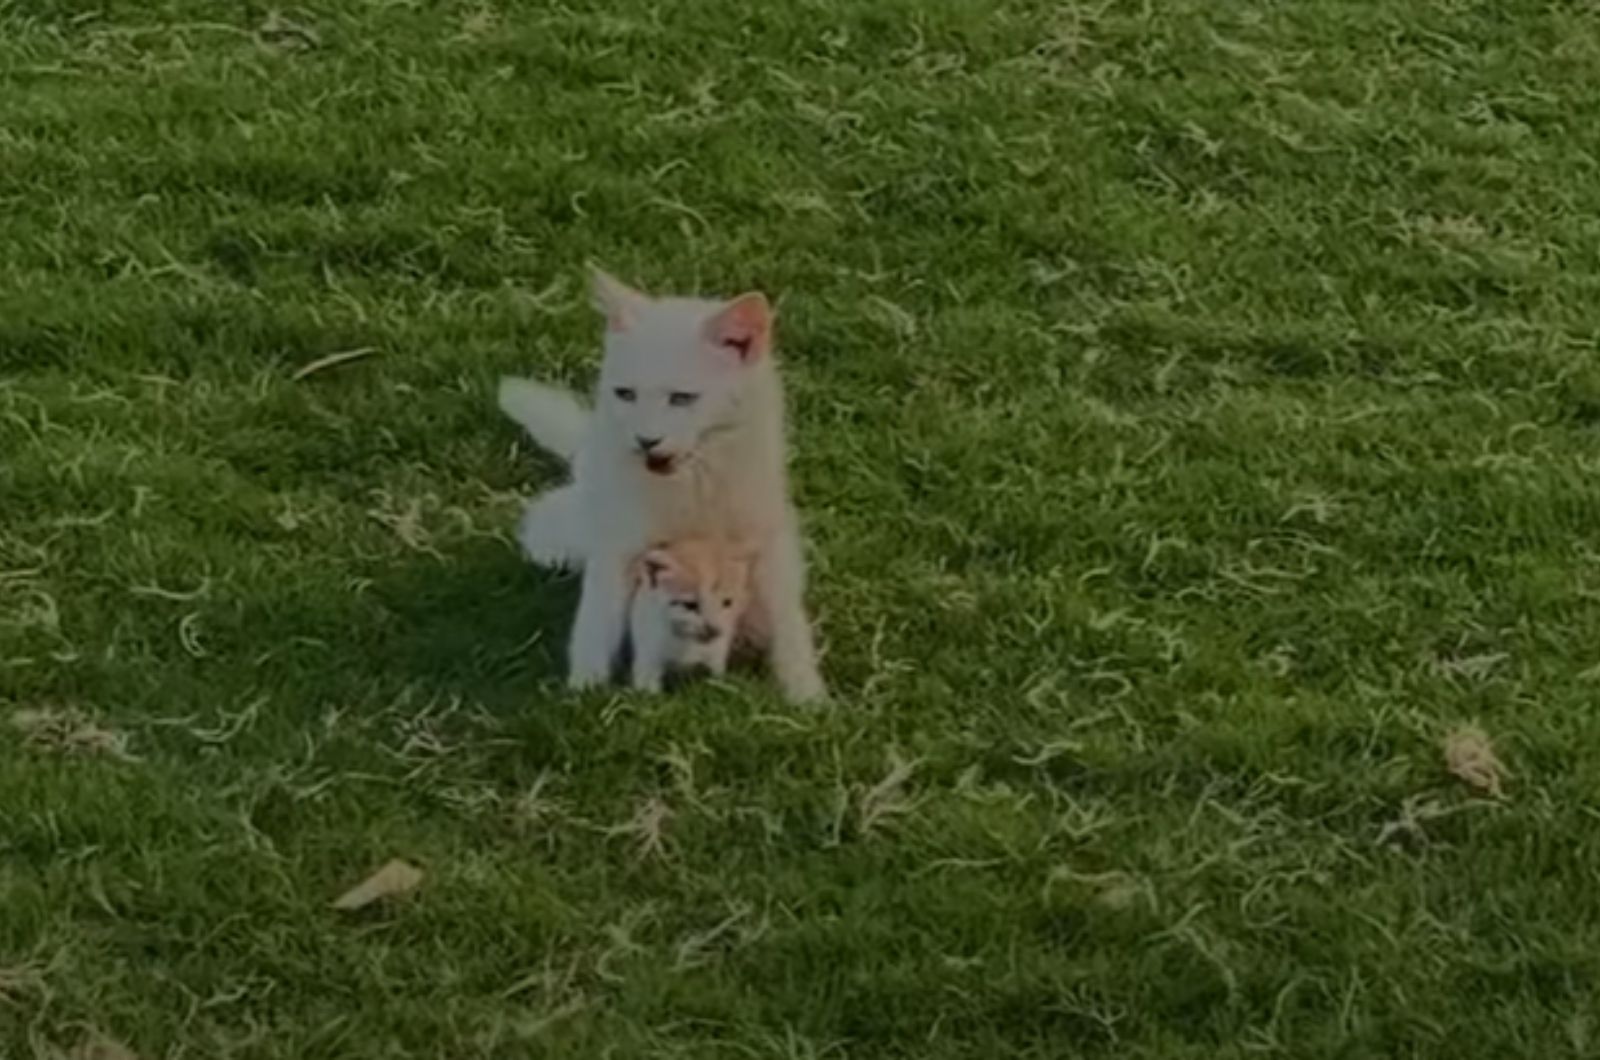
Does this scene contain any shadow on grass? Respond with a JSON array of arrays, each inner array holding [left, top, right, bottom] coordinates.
[[361, 540, 577, 715]]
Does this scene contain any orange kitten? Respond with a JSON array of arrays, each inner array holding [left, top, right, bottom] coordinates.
[[628, 537, 753, 693]]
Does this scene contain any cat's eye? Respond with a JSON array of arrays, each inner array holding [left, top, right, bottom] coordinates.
[[722, 598, 733, 608], [613, 387, 637, 402], [667, 391, 699, 407], [679, 600, 700, 613]]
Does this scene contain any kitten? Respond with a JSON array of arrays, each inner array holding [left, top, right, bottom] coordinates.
[[627, 537, 753, 693]]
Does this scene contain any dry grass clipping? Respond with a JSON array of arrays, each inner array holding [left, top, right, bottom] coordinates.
[[0, 962, 48, 1006], [606, 796, 674, 861], [290, 346, 377, 381], [1443, 723, 1507, 797], [859, 749, 922, 834], [11, 708, 135, 760]]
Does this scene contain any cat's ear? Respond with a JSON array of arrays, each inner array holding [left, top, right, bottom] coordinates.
[[704, 292, 771, 364], [638, 547, 680, 588], [590, 266, 645, 332]]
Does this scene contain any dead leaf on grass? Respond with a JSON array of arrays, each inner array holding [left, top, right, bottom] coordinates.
[[65, 1034, 139, 1060], [256, 11, 322, 51], [1443, 723, 1507, 797], [459, 6, 498, 37], [332, 858, 424, 911], [11, 708, 135, 760]]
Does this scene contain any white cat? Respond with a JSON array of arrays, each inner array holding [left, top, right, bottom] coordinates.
[[627, 537, 752, 693], [499, 269, 826, 702]]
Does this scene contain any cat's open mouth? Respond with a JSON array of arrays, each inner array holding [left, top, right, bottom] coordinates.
[[644, 453, 676, 475]]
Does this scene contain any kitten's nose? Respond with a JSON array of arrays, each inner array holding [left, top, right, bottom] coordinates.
[[636, 436, 662, 453], [697, 625, 721, 644]]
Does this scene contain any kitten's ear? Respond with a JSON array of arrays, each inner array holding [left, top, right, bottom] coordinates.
[[638, 547, 680, 588], [590, 266, 644, 332], [704, 292, 772, 364], [722, 540, 758, 589], [727, 537, 759, 565]]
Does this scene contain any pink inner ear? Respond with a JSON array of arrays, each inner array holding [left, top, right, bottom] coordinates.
[[592, 268, 643, 332], [708, 294, 771, 363]]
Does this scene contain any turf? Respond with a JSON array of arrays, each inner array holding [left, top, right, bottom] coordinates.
[[4, 0, 1600, 1056]]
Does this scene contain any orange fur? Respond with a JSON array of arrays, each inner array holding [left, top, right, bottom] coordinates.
[[635, 537, 753, 603], [628, 536, 760, 690]]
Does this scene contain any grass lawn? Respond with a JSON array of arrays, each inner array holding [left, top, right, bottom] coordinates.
[[4, 0, 1600, 1055]]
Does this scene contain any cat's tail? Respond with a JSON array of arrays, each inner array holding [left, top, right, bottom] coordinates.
[[497, 376, 589, 462]]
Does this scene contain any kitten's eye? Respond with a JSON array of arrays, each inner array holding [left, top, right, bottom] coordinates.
[[679, 600, 700, 614], [667, 391, 699, 407], [722, 598, 733, 608], [613, 387, 637, 403]]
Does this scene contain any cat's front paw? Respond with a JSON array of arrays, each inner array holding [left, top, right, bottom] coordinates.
[[780, 669, 829, 705], [567, 665, 610, 692]]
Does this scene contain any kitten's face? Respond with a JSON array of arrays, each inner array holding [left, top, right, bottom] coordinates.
[[637, 540, 752, 646], [592, 270, 770, 477]]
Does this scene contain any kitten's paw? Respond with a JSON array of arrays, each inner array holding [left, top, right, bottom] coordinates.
[[630, 661, 665, 694]]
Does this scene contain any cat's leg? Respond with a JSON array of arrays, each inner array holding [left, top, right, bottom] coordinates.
[[628, 603, 667, 694], [568, 551, 630, 689], [682, 640, 728, 679], [705, 650, 729, 677], [754, 526, 827, 703]]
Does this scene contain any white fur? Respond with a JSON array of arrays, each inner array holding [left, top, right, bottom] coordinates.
[[498, 377, 588, 462], [499, 270, 826, 702], [501, 379, 589, 569]]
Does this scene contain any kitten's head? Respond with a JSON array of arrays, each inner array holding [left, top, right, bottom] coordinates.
[[590, 268, 772, 477], [635, 538, 754, 645]]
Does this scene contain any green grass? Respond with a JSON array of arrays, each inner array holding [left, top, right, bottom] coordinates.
[[4, 0, 1600, 1055]]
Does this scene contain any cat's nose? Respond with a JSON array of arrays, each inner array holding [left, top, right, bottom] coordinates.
[[697, 625, 721, 644], [636, 436, 663, 453]]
